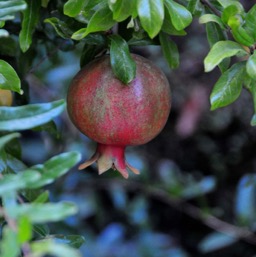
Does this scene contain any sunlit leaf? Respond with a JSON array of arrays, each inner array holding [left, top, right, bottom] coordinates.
[[0, 170, 40, 195], [31, 239, 81, 257], [64, 0, 89, 17], [204, 40, 247, 72], [0, 0, 27, 19], [165, 0, 192, 31], [137, 0, 164, 38], [8, 202, 78, 223], [18, 216, 32, 243], [0, 99, 66, 131], [28, 151, 81, 188]]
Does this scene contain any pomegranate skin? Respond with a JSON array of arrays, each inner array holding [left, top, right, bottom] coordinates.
[[67, 54, 171, 178]]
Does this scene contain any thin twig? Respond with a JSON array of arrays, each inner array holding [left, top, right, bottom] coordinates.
[[200, 0, 221, 16], [82, 178, 256, 246]]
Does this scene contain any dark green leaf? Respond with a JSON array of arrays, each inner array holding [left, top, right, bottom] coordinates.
[[33, 224, 50, 237], [0, 133, 20, 151], [0, 170, 41, 196], [47, 234, 85, 248], [80, 44, 105, 67], [33, 190, 49, 203], [71, 3, 115, 40], [19, 0, 41, 52], [108, 0, 135, 22], [0, 60, 22, 94], [137, 0, 164, 38], [0, 0, 27, 19], [210, 62, 246, 110], [0, 227, 20, 257], [33, 121, 60, 138], [31, 240, 81, 257], [165, 0, 192, 31], [0, 37, 17, 57], [28, 151, 81, 188], [204, 40, 247, 72], [109, 34, 136, 84], [0, 99, 66, 131], [64, 0, 89, 17], [246, 51, 256, 80], [159, 32, 179, 68], [8, 202, 78, 223], [44, 18, 74, 39], [187, 0, 201, 15]]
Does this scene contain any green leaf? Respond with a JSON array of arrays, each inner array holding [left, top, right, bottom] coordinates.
[[0, 99, 65, 131], [109, 34, 136, 84], [0, 227, 20, 257], [205, 23, 230, 73], [137, 0, 164, 38], [0, 170, 41, 196], [199, 14, 225, 29], [19, 0, 41, 52], [0, 0, 27, 19], [8, 202, 78, 223], [165, 0, 192, 31], [210, 62, 245, 110], [204, 40, 247, 72], [31, 240, 81, 257], [18, 216, 32, 243], [28, 151, 81, 188], [108, 0, 135, 22], [33, 224, 50, 237], [251, 114, 256, 126], [246, 51, 256, 80], [221, 4, 242, 25], [71, 3, 115, 40], [33, 190, 49, 203], [244, 4, 256, 40], [0, 133, 20, 151], [159, 32, 179, 68], [231, 25, 254, 47], [0, 60, 22, 94], [187, 0, 201, 15], [44, 17, 74, 39], [80, 44, 105, 67], [64, 0, 89, 17], [161, 10, 186, 36], [47, 234, 85, 248]]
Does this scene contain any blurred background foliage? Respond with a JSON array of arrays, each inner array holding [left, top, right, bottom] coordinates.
[[1, 0, 256, 256]]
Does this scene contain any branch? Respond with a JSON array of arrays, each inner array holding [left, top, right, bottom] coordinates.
[[200, 0, 221, 16], [83, 178, 256, 246]]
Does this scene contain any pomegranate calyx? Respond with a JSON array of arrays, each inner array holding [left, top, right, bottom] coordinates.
[[78, 144, 140, 179]]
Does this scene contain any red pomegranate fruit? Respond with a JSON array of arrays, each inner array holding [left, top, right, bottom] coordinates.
[[67, 54, 171, 178]]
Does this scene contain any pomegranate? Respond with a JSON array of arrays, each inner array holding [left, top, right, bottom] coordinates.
[[67, 54, 171, 178]]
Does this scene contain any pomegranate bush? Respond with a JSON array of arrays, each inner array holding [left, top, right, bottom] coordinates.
[[67, 54, 171, 178]]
